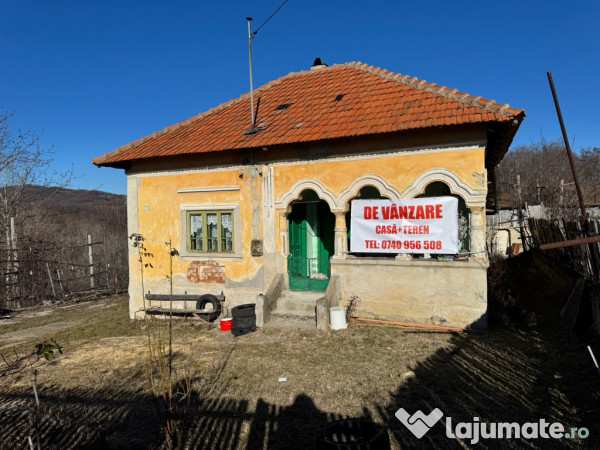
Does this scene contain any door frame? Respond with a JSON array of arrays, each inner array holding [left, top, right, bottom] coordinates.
[[287, 198, 334, 292]]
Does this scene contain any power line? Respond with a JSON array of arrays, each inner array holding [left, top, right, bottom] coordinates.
[[254, 0, 289, 35]]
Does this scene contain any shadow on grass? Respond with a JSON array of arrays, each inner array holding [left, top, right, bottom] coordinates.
[[0, 380, 380, 449], [2, 325, 599, 448], [376, 326, 600, 449]]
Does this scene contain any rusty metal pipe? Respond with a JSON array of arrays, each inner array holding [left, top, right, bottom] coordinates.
[[547, 72, 587, 220], [539, 235, 600, 251], [547, 72, 598, 278]]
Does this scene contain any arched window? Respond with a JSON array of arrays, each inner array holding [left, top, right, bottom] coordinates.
[[417, 181, 470, 254], [345, 186, 394, 257]]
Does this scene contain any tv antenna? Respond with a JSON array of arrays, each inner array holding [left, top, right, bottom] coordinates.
[[246, 0, 289, 129]]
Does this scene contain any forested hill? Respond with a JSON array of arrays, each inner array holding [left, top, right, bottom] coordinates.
[[20, 185, 125, 211]]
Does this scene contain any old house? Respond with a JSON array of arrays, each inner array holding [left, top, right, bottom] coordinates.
[[94, 60, 524, 329]]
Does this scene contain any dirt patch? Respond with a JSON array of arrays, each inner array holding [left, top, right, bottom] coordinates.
[[0, 296, 134, 353], [0, 320, 84, 349]]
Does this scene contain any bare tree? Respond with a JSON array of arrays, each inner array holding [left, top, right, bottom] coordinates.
[[496, 140, 600, 218], [0, 113, 130, 306]]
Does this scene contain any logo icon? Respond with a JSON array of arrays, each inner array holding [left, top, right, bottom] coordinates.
[[395, 408, 444, 438]]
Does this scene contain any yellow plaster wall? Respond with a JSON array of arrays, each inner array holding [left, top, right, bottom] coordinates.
[[272, 147, 485, 251], [136, 169, 262, 284], [132, 146, 485, 292], [274, 147, 484, 201]]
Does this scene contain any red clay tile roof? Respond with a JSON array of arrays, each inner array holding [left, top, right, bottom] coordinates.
[[93, 62, 524, 167]]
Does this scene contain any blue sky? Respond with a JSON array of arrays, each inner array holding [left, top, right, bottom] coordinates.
[[1, 1, 598, 194]]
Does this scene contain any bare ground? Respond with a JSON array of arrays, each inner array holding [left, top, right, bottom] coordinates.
[[0, 295, 599, 449]]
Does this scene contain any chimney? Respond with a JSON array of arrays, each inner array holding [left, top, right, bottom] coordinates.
[[311, 57, 328, 70]]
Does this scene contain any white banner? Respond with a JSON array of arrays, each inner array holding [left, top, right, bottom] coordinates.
[[350, 197, 459, 254]]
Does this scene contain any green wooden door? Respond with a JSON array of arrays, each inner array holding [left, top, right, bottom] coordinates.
[[288, 201, 334, 292]]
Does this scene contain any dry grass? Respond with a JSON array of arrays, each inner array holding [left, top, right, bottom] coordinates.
[[0, 296, 599, 449], [0, 296, 138, 351]]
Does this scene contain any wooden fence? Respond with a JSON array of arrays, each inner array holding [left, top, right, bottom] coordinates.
[[528, 217, 600, 279], [0, 234, 127, 310]]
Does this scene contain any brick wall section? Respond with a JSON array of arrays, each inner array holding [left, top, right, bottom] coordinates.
[[187, 261, 225, 284]]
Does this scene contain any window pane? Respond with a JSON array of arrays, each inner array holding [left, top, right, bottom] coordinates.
[[207, 213, 218, 252], [190, 214, 204, 251], [221, 213, 233, 252]]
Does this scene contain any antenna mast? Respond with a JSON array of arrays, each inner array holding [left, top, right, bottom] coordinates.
[[246, 17, 255, 128], [245, 1, 290, 130]]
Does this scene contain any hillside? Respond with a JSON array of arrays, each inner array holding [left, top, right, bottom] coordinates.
[[0, 185, 128, 307], [20, 185, 125, 210]]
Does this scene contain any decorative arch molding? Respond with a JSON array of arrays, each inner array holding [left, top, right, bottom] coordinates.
[[401, 168, 486, 207], [338, 175, 402, 207], [275, 179, 338, 212]]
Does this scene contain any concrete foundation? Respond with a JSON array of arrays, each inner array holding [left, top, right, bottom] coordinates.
[[331, 257, 488, 329]]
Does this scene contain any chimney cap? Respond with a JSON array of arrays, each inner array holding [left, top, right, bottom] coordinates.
[[311, 57, 328, 70]]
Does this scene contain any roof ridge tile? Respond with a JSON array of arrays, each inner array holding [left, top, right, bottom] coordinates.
[[344, 61, 520, 116]]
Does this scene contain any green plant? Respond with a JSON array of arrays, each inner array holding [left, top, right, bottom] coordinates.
[[34, 339, 63, 361]]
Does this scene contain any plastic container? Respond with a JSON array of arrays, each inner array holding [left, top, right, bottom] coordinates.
[[330, 306, 348, 330], [219, 317, 232, 332]]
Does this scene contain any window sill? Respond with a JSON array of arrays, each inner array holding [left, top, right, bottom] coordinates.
[[178, 251, 243, 259]]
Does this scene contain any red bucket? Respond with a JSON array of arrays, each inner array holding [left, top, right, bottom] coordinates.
[[219, 318, 232, 332]]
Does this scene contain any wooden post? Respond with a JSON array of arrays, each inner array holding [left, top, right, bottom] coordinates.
[[56, 269, 64, 297], [10, 217, 17, 275], [59, 268, 68, 294], [560, 179, 564, 209], [88, 234, 95, 289], [516, 175, 527, 250], [46, 263, 56, 298]]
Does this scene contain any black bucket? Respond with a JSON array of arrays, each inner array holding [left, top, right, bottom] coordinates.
[[231, 303, 256, 336]]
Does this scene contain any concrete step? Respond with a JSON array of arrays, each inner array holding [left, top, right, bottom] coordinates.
[[268, 313, 317, 330], [272, 290, 323, 317], [278, 290, 324, 301]]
